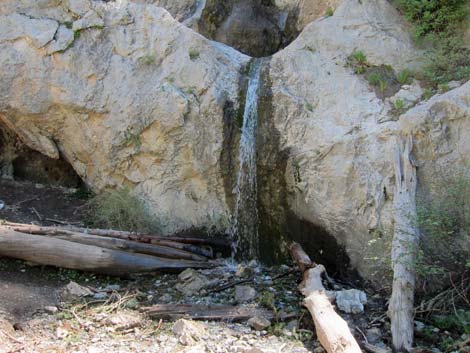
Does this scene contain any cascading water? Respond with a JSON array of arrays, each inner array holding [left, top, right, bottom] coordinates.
[[230, 60, 262, 260]]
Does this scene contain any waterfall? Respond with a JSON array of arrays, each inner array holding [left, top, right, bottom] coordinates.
[[230, 60, 262, 260]]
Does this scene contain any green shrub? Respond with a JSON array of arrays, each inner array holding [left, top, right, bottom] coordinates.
[[393, 98, 405, 110], [138, 54, 156, 65], [397, 69, 413, 85], [348, 50, 369, 74], [189, 48, 200, 60], [325, 7, 334, 17], [394, 0, 470, 85], [87, 188, 157, 233], [367, 72, 382, 86], [378, 79, 388, 93], [416, 170, 470, 284]]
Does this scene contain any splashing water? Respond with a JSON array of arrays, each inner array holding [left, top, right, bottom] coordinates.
[[230, 60, 262, 260]]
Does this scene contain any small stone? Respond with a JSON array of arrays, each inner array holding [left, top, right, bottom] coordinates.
[[414, 320, 425, 333], [172, 319, 206, 346], [235, 285, 257, 303], [72, 10, 104, 31], [159, 293, 172, 303], [176, 268, 210, 296], [44, 306, 58, 314], [105, 312, 142, 331], [62, 281, 93, 300], [335, 289, 367, 314], [247, 316, 271, 331], [102, 284, 121, 292], [93, 292, 107, 300], [365, 327, 382, 344], [285, 320, 298, 332], [236, 264, 253, 278]]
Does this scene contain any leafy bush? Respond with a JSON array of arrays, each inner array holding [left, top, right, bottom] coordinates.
[[188, 48, 200, 60], [393, 98, 405, 110], [325, 7, 334, 17], [348, 50, 369, 74], [138, 54, 156, 65], [397, 69, 413, 85], [87, 188, 158, 233], [394, 0, 470, 85], [416, 170, 470, 284]]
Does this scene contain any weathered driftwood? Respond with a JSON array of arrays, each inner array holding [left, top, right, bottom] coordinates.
[[389, 136, 418, 353], [1, 221, 214, 258], [141, 304, 272, 321], [0, 227, 212, 275], [290, 242, 362, 353], [54, 232, 208, 261]]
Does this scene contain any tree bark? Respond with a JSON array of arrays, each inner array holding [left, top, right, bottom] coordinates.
[[290, 242, 362, 353], [141, 304, 272, 321], [0, 227, 211, 275], [53, 231, 208, 261], [389, 135, 418, 352], [1, 221, 214, 258]]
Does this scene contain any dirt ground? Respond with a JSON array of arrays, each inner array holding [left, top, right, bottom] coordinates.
[[0, 180, 318, 353]]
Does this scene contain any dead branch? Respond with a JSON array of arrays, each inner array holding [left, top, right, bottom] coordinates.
[[141, 303, 272, 321], [290, 242, 362, 353]]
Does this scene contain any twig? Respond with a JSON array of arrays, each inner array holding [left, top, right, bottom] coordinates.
[[206, 277, 253, 294], [14, 197, 38, 206], [31, 207, 42, 221], [0, 329, 23, 344]]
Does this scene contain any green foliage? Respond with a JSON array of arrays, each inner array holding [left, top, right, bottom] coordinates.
[[188, 48, 200, 60], [393, 98, 405, 110], [325, 7, 334, 17], [259, 290, 277, 314], [397, 69, 413, 85], [416, 170, 470, 281], [395, 0, 470, 85], [395, 0, 468, 38], [378, 79, 388, 93], [87, 188, 158, 233], [122, 130, 142, 149], [367, 70, 389, 93], [139, 54, 156, 65], [348, 50, 369, 74], [433, 310, 470, 335], [422, 87, 435, 100], [367, 72, 382, 86]]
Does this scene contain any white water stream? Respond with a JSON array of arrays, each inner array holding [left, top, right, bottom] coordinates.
[[230, 60, 262, 259]]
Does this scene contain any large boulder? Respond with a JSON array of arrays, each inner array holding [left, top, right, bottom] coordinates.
[[0, 0, 249, 234], [267, 0, 469, 279]]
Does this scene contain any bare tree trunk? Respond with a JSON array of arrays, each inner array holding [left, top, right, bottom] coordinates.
[[389, 135, 418, 352], [0, 227, 211, 275], [290, 242, 362, 353]]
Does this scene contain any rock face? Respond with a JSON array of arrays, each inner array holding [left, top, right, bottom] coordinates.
[[1, 0, 470, 285], [0, 0, 249, 234], [265, 0, 469, 279]]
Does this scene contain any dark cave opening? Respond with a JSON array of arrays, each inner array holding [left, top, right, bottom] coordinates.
[[0, 124, 83, 188]]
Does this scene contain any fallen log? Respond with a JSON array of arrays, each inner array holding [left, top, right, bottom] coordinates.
[[149, 239, 213, 259], [1, 221, 218, 258], [1, 221, 214, 259], [53, 231, 208, 261], [0, 227, 212, 275], [141, 303, 272, 321], [290, 242, 362, 353]]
